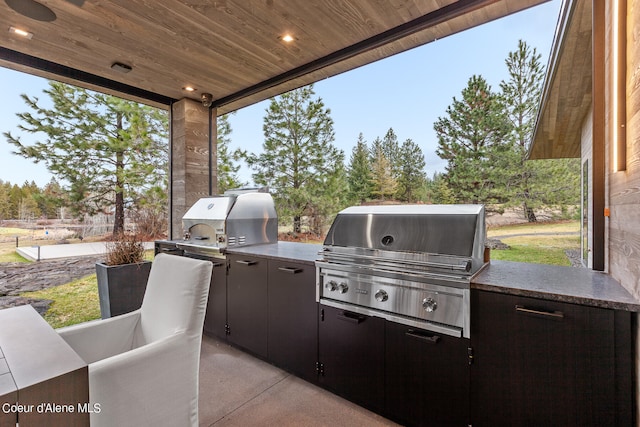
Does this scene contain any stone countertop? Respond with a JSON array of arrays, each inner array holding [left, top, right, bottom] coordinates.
[[472, 260, 640, 312], [225, 241, 322, 266]]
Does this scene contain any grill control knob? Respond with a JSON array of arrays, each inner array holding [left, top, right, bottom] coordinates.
[[422, 297, 438, 313], [338, 282, 349, 294], [375, 290, 388, 302], [326, 280, 338, 292]]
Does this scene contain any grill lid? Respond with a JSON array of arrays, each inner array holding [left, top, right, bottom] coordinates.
[[323, 204, 486, 275]]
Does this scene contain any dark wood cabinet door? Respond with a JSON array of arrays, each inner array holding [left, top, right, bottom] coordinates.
[[203, 260, 228, 338], [182, 253, 228, 339], [385, 322, 470, 427], [267, 260, 318, 382], [227, 254, 268, 358], [471, 290, 617, 427], [318, 305, 385, 412]]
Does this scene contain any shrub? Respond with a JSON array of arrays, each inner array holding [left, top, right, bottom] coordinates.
[[105, 233, 145, 265]]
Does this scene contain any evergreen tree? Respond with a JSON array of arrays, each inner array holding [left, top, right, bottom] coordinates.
[[381, 128, 401, 177], [0, 181, 10, 220], [499, 40, 580, 219], [347, 133, 373, 204], [427, 172, 456, 204], [4, 82, 168, 235], [397, 139, 426, 202], [38, 178, 66, 219], [245, 85, 346, 233], [216, 113, 244, 193], [8, 184, 22, 219], [434, 75, 511, 204], [500, 40, 545, 221], [370, 143, 397, 200]]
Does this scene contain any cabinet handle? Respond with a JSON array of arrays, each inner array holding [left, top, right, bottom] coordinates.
[[515, 305, 564, 321], [235, 260, 257, 266], [278, 266, 303, 274], [337, 312, 366, 324], [159, 247, 182, 254], [406, 329, 441, 344]]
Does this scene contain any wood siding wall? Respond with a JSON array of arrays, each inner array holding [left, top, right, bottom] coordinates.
[[604, 3, 640, 423], [609, 2, 640, 298]]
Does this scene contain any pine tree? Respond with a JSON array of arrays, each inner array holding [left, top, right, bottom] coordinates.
[[397, 139, 426, 202], [499, 40, 580, 219], [246, 85, 346, 233], [4, 82, 168, 235], [0, 181, 10, 220], [500, 40, 545, 221], [347, 133, 373, 204], [370, 144, 397, 201], [381, 128, 401, 177], [434, 75, 511, 204], [216, 113, 245, 193]]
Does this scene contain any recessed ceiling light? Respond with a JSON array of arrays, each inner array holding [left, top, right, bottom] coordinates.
[[111, 62, 132, 73], [5, 0, 56, 22], [183, 86, 197, 92], [280, 34, 295, 43], [9, 26, 33, 39]]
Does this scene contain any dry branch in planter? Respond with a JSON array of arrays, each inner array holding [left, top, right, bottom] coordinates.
[[105, 234, 145, 266]]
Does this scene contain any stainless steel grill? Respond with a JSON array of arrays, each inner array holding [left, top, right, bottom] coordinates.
[[176, 189, 277, 257], [316, 204, 486, 338]]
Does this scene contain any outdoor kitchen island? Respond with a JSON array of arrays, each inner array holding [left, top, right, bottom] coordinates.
[[156, 239, 640, 426], [233, 243, 640, 427]]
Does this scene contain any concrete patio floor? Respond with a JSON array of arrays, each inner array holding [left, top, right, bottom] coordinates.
[[198, 335, 399, 427]]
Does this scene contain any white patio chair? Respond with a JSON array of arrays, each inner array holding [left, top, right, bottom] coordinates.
[[57, 253, 213, 427]]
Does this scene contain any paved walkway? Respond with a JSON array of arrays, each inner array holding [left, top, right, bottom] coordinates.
[[16, 242, 154, 261]]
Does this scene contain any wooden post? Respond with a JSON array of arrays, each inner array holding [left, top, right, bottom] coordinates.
[[169, 99, 217, 240]]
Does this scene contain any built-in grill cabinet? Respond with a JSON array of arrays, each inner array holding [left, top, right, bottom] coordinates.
[[316, 204, 485, 426], [155, 189, 278, 339]]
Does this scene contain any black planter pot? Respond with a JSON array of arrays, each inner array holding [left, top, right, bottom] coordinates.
[[96, 261, 152, 319]]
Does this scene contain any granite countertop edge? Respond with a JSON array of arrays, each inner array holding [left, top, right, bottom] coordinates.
[[472, 260, 640, 312], [225, 241, 321, 266]]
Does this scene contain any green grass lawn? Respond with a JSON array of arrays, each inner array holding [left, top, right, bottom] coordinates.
[[488, 221, 580, 266], [0, 251, 30, 263], [22, 274, 101, 329]]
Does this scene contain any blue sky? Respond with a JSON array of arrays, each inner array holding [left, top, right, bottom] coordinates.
[[0, 0, 561, 188]]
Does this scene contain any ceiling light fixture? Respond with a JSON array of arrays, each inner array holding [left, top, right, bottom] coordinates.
[[183, 86, 197, 92], [280, 34, 295, 43], [9, 26, 33, 39], [111, 62, 132, 73], [5, 0, 57, 22]]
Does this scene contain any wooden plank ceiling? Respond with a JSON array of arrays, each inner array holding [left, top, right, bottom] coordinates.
[[1, 0, 547, 114], [529, 0, 592, 159]]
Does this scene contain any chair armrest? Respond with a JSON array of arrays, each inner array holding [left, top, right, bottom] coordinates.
[[56, 310, 141, 364], [88, 332, 200, 427]]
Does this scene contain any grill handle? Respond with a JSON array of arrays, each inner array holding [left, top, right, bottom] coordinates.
[[406, 329, 441, 344], [515, 305, 564, 321], [235, 260, 257, 266], [277, 266, 303, 274], [337, 311, 366, 324]]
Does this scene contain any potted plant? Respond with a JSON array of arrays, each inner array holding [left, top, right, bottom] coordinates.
[[96, 233, 151, 319]]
